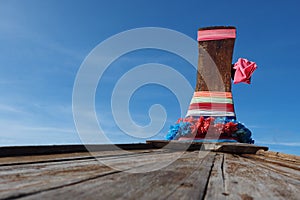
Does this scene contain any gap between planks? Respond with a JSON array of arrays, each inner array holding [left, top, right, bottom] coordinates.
[[205, 153, 300, 200]]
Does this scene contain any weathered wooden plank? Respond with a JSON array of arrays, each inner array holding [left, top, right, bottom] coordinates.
[[212, 143, 268, 154], [241, 153, 300, 173], [0, 144, 154, 157], [0, 157, 114, 199], [96, 149, 185, 173], [16, 152, 216, 200], [254, 150, 300, 165], [0, 152, 94, 166], [1, 144, 299, 200], [166, 152, 215, 200], [0, 149, 178, 199], [204, 153, 228, 199], [147, 140, 268, 154], [146, 140, 204, 151], [203, 152, 300, 200], [221, 153, 300, 199], [261, 150, 300, 161], [0, 149, 164, 166], [240, 151, 300, 183]]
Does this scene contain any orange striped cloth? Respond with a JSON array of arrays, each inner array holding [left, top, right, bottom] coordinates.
[[186, 91, 236, 117]]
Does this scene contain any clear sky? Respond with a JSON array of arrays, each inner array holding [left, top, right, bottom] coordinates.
[[1, 0, 300, 155]]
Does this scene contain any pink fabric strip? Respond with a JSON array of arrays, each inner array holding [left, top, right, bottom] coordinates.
[[233, 58, 257, 84], [197, 29, 236, 41]]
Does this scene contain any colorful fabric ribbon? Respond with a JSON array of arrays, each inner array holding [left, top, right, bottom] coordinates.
[[165, 116, 254, 144], [233, 58, 258, 84], [186, 91, 235, 117], [197, 29, 236, 41]]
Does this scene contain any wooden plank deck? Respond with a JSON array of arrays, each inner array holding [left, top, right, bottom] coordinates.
[[0, 144, 299, 200]]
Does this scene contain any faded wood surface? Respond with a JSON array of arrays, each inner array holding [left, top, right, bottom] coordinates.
[[146, 140, 268, 154], [0, 144, 153, 157], [205, 153, 300, 200], [0, 149, 182, 199], [17, 152, 215, 200], [0, 145, 299, 200]]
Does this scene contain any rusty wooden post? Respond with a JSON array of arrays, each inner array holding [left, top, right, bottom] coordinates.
[[186, 26, 237, 118], [167, 26, 254, 143], [196, 26, 236, 92]]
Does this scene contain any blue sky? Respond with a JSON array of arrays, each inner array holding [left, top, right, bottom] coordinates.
[[1, 0, 300, 155]]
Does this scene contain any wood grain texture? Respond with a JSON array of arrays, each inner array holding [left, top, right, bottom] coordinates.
[[16, 152, 216, 200], [196, 26, 235, 92], [0, 144, 153, 157], [0, 145, 299, 200], [204, 153, 229, 199], [0, 149, 178, 199], [203, 152, 300, 200], [146, 140, 268, 154]]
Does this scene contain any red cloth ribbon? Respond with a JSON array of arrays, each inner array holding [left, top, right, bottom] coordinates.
[[233, 58, 257, 84], [189, 103, 234, 112]]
